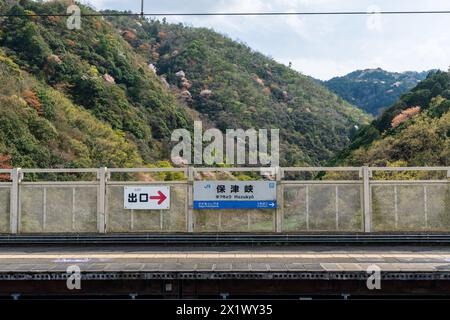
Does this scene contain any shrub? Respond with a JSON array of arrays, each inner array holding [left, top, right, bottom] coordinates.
[[391, 106, 421, 128], [23, 89, 43, 115]]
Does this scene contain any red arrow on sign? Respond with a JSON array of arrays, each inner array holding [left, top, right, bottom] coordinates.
[[150, 191, 167, 205]]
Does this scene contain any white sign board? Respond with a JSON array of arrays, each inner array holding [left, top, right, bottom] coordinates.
[[124, 186, 170, 210], [193, 181, 277, 210]]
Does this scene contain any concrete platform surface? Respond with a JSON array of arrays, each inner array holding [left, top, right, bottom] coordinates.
[[0, 246, 450, 274]]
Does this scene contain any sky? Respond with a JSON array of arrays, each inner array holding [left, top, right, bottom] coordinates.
[[78, 0, 450, 80]]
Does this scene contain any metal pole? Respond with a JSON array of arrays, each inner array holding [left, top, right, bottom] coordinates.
[[42, 187, 47, 232], [187, 167, 194, 232], [394, 185, 398, 230], [72, 188, 76, 231], [423, 186, 428, 228], [9, 168, 21, 234], [276, 166, 283, 233], [306, 185, 310, 231], [335, 185, 339, 230], [97, 167, 107, 233], [362, 166, 371, 232]]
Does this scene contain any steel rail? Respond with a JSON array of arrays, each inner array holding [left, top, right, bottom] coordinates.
[[2, 233, 450, 245], [20, 168, 99, 174], [107, 181, 187, 185], [283, 167, 362, 172], [193, 167, 270, 172], [108, 168, 188, 173], [370, 167, 450, 171], [370, 180, 449, 185], [20, 181, 98, 186]]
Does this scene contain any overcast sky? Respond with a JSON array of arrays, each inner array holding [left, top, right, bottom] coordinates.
[[79, 0, 450, 80]]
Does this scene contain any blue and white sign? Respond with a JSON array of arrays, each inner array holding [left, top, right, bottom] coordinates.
[[193, 181, 277, 210]]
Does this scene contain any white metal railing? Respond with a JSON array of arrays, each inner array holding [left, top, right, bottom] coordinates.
[[0, 166, 448, 234]]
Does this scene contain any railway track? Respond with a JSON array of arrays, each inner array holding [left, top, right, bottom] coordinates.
[[1, 233, 450, 245]]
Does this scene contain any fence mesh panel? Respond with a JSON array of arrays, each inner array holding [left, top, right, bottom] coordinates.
[[0, 187, 10, 233], [283, 184, 363, 232], [19, 185, 97, 233], [371, 184, 450, 231]]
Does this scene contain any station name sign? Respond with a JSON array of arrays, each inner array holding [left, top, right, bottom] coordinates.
[[193, 181, 277, 210]]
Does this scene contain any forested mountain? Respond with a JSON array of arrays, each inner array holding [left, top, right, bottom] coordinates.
[[104, 12, 368, 165], [333, 70, 450, 167], [0, 0, 368, 168], [324, 68, 429, 116], [0, 0, 190, 168]]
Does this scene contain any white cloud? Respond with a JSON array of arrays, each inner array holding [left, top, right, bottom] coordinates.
[[281, 57, 361, 80], [284, 15, 310, 39], [78, 0, 450, 79]]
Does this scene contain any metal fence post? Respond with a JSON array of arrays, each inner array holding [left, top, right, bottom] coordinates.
[[10, 168, 21, 234], [362, 166, 372, 233], [187, 167, 194, 232], [97, 167, 107, 234], [276, 166, 283, 233]]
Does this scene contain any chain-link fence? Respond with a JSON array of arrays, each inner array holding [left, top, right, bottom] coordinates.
[[19, 183, 98, 233], [283, 183, 363, 232], [371, 182, 450, 231], [0, 167, 447, 234], [0, 184, 10, 233]]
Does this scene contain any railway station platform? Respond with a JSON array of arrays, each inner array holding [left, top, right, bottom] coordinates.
[[0, 166, 448, 299], [1, 245, 450, 299]]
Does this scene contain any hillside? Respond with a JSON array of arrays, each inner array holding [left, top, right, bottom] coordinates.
[[105, 13, 368, 165], [0, 0, 192, 168], [0, 49, 142, 168], [324, 68, 429, 116], [0, 0, 369, 168], [333, 70, 450, 167]]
